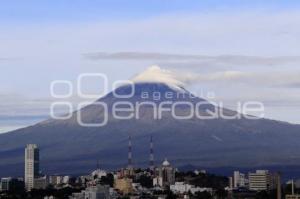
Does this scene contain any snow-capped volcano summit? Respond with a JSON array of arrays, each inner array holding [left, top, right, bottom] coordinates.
[[131, 65, 186, 91]]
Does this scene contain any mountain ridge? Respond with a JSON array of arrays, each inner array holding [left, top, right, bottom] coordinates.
[[0, 82, 300, 177]]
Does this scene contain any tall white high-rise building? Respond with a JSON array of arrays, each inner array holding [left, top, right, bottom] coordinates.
[[25, 144, 39, 191], [233, 171, 246, 188]]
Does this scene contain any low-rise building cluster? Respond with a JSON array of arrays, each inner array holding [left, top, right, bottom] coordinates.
[[1, 143, 300, 198]]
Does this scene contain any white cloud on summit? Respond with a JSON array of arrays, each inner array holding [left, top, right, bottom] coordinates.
[[132, 65, 186, 91]]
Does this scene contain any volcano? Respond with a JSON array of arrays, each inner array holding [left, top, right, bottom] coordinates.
[[1, 67, 300, 177]]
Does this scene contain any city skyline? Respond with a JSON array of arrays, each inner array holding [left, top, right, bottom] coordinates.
[[1, 1, 300, 198], [1, 142, 297, 199]]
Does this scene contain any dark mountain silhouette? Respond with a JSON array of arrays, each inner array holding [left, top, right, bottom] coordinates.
[[0, 83, 300, 177]]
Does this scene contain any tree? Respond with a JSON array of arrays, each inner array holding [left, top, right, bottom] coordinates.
[[214, 189, 227, 199], [166, 190, 176, 199], [194, 191, 212, 199], [137, 174, 153, 188], [100, 173, 114, 187]]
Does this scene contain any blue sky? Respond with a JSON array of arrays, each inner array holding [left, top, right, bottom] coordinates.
[[1, 0, 300, 133], [1, 0, 300, 23]]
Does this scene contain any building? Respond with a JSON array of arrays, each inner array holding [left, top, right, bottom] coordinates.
[[170, 182, 212, 194], [1, 177, 12, 191], [248, 170, 274, 191], [170, 182, 193, 194], [34, 176, 48, 189], [233, 171, 246, 188], [153, 159, 175, 188], [70, 184, 110, 199], [79, 175, 93, 185], [44, 196, 55, 199], [117, 168, 135, 178], [153, 176, 163, 187], [85, 185, 110, 199], [91, 169, 107, 179], [0, 177, 24, 192], [63, 176, 70, 184], [228, 177, 233, 190], [114, 178, 133, 194], [49, 175, 63, 185], [25, 144, 40, 191]]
